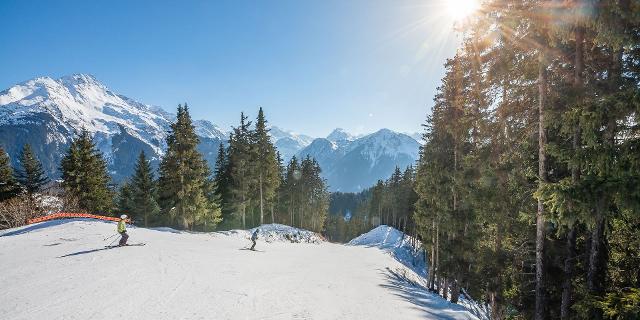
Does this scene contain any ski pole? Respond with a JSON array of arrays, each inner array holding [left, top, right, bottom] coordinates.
[[107, 237, 119, 247], [104, 233, 119, 241]]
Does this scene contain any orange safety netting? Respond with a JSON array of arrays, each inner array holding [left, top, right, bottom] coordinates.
[[27, 213, 130, 225]]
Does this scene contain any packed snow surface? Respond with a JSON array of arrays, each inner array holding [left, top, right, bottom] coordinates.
[[0, 220, 478, 320]]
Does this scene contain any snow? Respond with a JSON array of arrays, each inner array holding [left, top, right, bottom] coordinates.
[[349, 225, 426, 277], [349, 129, 420, 164], [349, 226, 489, 320], [0, 74, 228, 161], [326, 128, 355, 142], [221, 223, 325, 244], [269, 126, 314, 147], [0, 220, 480, 320]]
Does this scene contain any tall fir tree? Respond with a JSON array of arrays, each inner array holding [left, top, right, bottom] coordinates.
[[226, 112, 255, 228], [158, 104, 221, 230], [130, 151, 160, 227], [252, 107, 281, 225], [117, 181, 135, 215], [16, 144, 49, 195], [60, 129, 114, 213], [0, 147, 20, 202]]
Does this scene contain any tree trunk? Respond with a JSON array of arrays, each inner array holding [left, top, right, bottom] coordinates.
[[562, 23, 584, 320], [491, 226, 504, 320], [442, 277, 448, 300], [429, 220, 437, 291], [588, 203, 608, 320], [259, 173, 264, 226], [561, 227, 577, 320], [270, 203, 274, 224], [450, 276, 460, 303], [535, 32, 548, 320], [435, 223, 440, 293]]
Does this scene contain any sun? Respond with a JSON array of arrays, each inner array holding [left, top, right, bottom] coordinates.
[[446, 0, 480, 21]]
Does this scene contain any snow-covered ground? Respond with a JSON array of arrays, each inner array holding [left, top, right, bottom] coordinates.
[[0, 220, 479, 320]]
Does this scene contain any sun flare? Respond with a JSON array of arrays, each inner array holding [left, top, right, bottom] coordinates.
[[446, 0, 480, 21]]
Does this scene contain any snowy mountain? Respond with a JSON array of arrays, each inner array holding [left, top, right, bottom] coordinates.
[[0, 74, 420, 188], [0, 74, 226, 181], [326, 128, 356, 142], [269, 126, 314, 161], [298, 129, 420, 192], [0, 219, 482, 319]]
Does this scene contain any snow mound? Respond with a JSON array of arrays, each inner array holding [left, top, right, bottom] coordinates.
[[221, 223, 324, 244], [349, 225, 426, 277]]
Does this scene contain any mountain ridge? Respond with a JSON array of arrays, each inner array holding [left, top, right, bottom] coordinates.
[[0, 74, 420, 190]]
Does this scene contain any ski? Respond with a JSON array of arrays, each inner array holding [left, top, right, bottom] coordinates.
[[105, 243, 146, 248]]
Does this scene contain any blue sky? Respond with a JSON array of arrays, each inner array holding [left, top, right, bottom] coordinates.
[[0, 0, 461, 137]]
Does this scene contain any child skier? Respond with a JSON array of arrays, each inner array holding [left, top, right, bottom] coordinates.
[[250, 228, 259, 251], [118, 215, 129, 246]]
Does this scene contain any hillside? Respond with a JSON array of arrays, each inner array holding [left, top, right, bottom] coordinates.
[[0, 220, 480, 320]]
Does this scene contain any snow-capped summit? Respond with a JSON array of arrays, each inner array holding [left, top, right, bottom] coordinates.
[[298, 129, 419, 192], [269, 126, 314, 161], [326, 128, 355, 142], [0, 74, 225, 181]]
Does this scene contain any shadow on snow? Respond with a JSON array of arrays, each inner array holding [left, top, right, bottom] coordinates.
[[0, 219, 115, 237], [58, 247, 114, 258], [379, 267, 476, 320]]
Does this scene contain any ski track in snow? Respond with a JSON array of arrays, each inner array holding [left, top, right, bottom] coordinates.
[[0, 220, 479, 320]]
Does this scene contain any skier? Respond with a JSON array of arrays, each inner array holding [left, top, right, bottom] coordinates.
[[118, 215, 129, 246], [250, 228, 259, 251]]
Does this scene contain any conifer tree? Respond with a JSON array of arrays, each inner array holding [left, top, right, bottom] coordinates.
[[130, 151, 160, 227], [16, 144, 49, 195], [117, 181, 134, 215], [226, 112, 255, 228], [60, 129, 114, 213], [158, 104, 221, 230], [252, 107, 280, 225], [0, 147, 20, 202]]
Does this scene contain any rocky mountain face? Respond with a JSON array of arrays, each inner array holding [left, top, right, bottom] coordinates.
[[297, 128, 419, 192], [0, 74, 225, 182]]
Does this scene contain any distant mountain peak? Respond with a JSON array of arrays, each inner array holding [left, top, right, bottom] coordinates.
[[0, 74, 227, 181], [298, 128, 419, 192], [326, 128, 354, 142]]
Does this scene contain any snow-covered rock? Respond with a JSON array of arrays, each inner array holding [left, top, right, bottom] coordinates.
[[326, 128, 355, 142], [298, 129, 420, 192], [269, 126, 314, 161], [221, 223, 324, 244], [0, 220, 480, 319]]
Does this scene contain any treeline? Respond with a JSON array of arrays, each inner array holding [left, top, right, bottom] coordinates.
[[0, 105, 329, 233], [324, 166, 417, 243], [214, 109, 329, 232], [413, 1, 640, 319], [0, 144, 52, 228]]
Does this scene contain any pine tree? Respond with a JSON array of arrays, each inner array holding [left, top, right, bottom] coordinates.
[[226, 112, 255, 229], [0, 147, 20, 202], [60, 129, 114, 213], [158, 104, 221, 230], [130, 151, 160, 227], [117, 181, 134, 215], [213, 143, 229, 198], [252, 107, 281, 225], [16, 144, 49, 195]]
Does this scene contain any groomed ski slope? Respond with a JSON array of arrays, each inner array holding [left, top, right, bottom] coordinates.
[[0, 220, 480, 320]]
